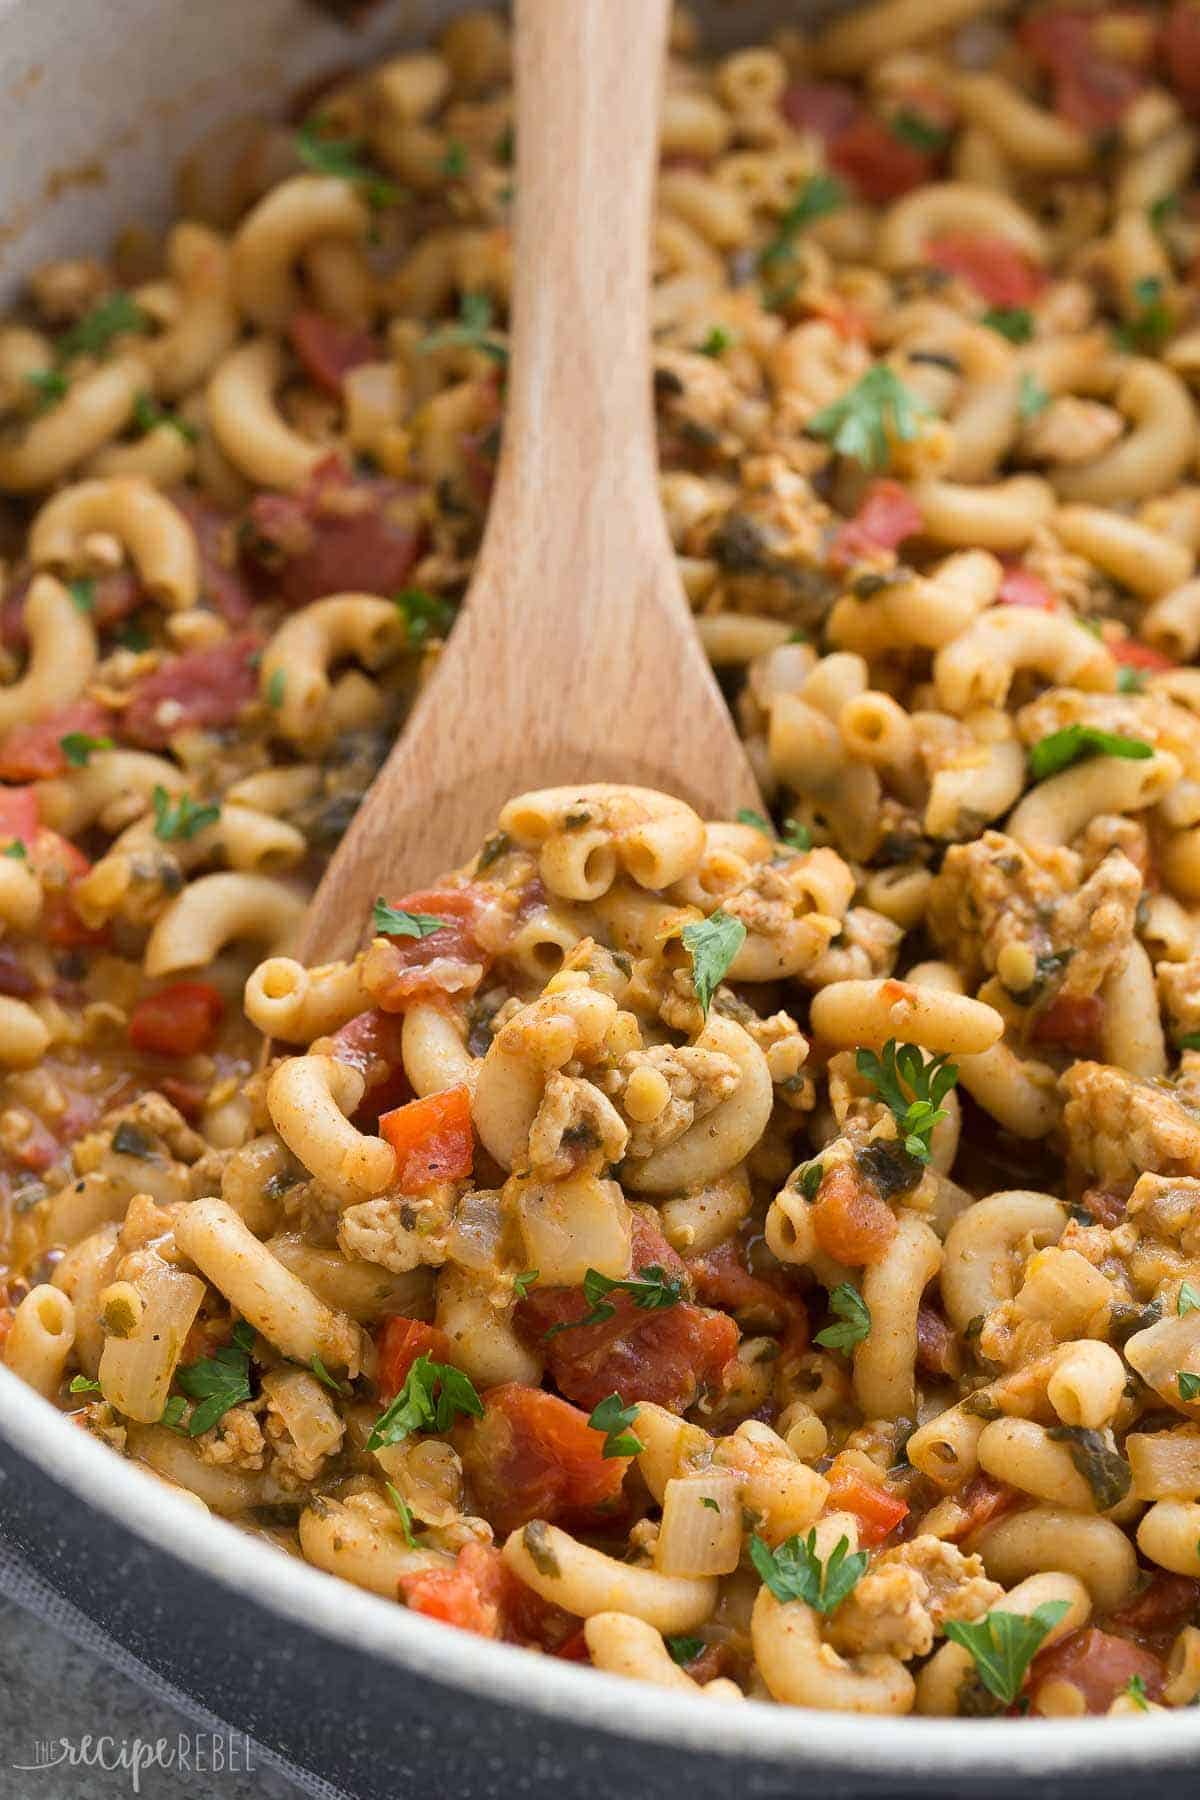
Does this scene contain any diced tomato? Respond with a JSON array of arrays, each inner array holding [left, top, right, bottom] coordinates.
[[1029, 1627, 1166, 1713], [128, 981, 224, 1057], [0, 567, 142, 650], [1164, 1, 1200, 114], [288, 310, 382, 396], [1032, 992, 1104, 1054], [379, 1084, 474, 1191], [243, 458, 425, 608], [120, 632, 263, 749], [553, 1627, 591, 1662], [685, 1236, 807, 1338], [824, 1461, 910, 1545], [327, 1007, 411, 1123], [998, 566, 1056, 610], [830, 115, 933, 202], [26, 829, 108, 949], [7, 1108, 60, 1173], [0, 786, 40, 849], [1106, 1573, 1200, 1646], [158, 1076, 209, 1121], [810, 1161, 898, 1265], [363, 886, 492, 1009], [456, 1383, 630, 1538], [519, 1214, 740, 1414], [399, 1542, 510, 1638], [779, 80, 860, 141], [168, 489, 255, 626], [0, 946, 36, 998], [1078, 1183, 1131, 1228], [915, 1302, 959, 1378], [0, 701, 116, 782], [828, 479, 923, 572], [376, 1316, 453, 1401], [1022, 10, 1148, 129], [924, 232, 1048, 308], [943, 1471, 1021, 1543], [1109, 635, 1176, 672]]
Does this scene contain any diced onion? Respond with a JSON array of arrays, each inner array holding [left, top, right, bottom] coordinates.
[[655, 1471, 743, 1577]]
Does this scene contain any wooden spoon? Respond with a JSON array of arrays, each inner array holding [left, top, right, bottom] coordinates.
[[298, 0, 761, 965]]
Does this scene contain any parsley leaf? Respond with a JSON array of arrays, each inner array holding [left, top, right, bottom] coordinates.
[[856, 1039, 958, 1163], [781, 817, 812, 851], [1179, 1282, 1200, 1316], [1179, 1032, 1200, 1051], [513, 1268, 539, 1300], [266, 668, 286, 709], [175, 1321, 256, 1437], [442, 139, 469, 178], [1178, 1370, 1200, 1402], [543, 1264, 684, 1337], [981, 306, 1033, 344], [796, 1160, 824, 1202], [814, 1281, 872, 1352], [758, 174, 844, 275], [944, 1601, 1070, 1705], [1123, 1673, 1150, 1710], [310, 1354, 351, 1396], [698, 325, 735, 357], [749, 1529, 868, 1614], [890, 108, 950, 152], [26, 367, 68, 411], [152, 785, 221, 842], [57, 293, 151, 362], [421, 291, 508, 364], [808, 366, 929, 473], [736, 807, 771, 834], [1, 841, 26, 860], [132, 390, 197, 442], [372, 899, 449, 938], [366, 1353, 483, 1450], [159, 1395, 188, 1432], [1149, 192, 1180, 233], [60, 731, 113, 767], [588, 1392, 643, 1458], [681, 909, 746, 1014], [665, 1634, 705, 1666], [1018, 372, 1050, 420], [1117, 665, 1147, 694], [67, 577, 95, 614], [1028, 726, 1153, 782], [68, 1374, 102, 1394], [385, 1481, 419, 1548], [295, 118, 400, 210], [394, 587, 455, 645], [1115, 276, 1172, 352]]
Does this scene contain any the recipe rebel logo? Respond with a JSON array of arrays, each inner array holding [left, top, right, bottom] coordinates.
[[11, 1730, 256, 1792]]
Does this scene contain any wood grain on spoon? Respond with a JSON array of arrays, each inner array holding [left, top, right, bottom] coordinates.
[[298, 0, 761, 966]]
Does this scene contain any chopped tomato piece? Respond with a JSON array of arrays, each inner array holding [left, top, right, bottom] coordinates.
[[1164, 1, 1200, 113], [915, 1302, 960, 1378], [121, 632, 262, 749], [998, 566, 1056, 610], [830, 115, 932, 202], [553, 1627, 591, 1662], [158, 1076, 209, 1121], [925, 233, 1047, 307], [1021, 10, 1147, 128], [399, 1542, 509, 1638], [0, 786, 40, 848], [779, 81, 860, 142], [288, 310, 382, 395], [168, 489, 255, 626], [7, 1108, 60, 1173], [1032, 992, 1104, 1054], [828, 480, 923, 572], [379, 1085, 474, 1191], [1029, 1627, 1166, 1713], [26, 829, 108, 949], [1106, 1573, 1200, 1644], [520, 1214, 739, 1414], [942, 1471, 1021, 1543], [685, 1236, 807, 1337], [457, 1383, 629, 1537], [376, 1316, 453, 1401], [363, 886, 491, 1008], [243, 459, 425, 608], [327, 1007, 411, 1122], [0, 946, 36, 998], [1109, 635, 1176, 671], [0, 700, 115, 781], [824, 1461, 909, 1545], [1078, 1184, 1131, 1228], [810, 1161, 898, 1265], [129, 981, 224, 1057]]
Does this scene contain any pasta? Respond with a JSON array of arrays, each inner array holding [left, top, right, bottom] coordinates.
[[5, 0, 1200, 1724]]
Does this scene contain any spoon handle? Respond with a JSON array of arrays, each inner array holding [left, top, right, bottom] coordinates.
[[495, 0, 672, 553]]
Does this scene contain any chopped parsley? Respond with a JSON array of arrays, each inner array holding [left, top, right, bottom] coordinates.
[[796, 1160, 824, 1202], [1123, 1673, 1150, 1711], [366, 1353, 484, 1451], [421, 290, 508, 364], [681, 909, 746, 1015], [132, 390, 198, 442], [944, 1602, 1069, 1705], [814, 1281, 872, 1352], [1115, 276, 1172, 352], [394, 587, 454, 645], [26, 367, 68, 411], [67, 577, 95, 614], [56, 293, 151, 362], [174, 1319, 256, 1437], [1028, 725, 1153, 782], [1179, 1282, 1200, 1315], [698, 325, 735, 357], [856, 1038, 957, 1163], [266, 668, 286, 709], [60, 731, 113, 767], [1117, 665, 1148, 694], [385, 1481, 419, 1548], [981, 306, 1033, 344], [2, 841, 27, 860], [1045, 1426, 1131, 1510], [1178, 1371, 1200, 1402], [750, 1529, 868, 1614], [152, 785, 221, 842], [781, 817, 812, 851], [310, 1354, 351, 1396], [665, 1634, 705, 1666], [1149, 192, 1180, 233], [758, 174, 844, 279], [372, 899, 448, 938], [890, 108, 950, 152], [68, 1374, 102, 1394], [295, 118, 401, 210], [588, 1392, 643, 1458], [543, 1264, 684, 1337], [736, 807, 771, 834], [1018, 373, 1050, 420], [513, 1268, 539, 1300], [441, 139, 469, 178], [808, 366, 929, 473]]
